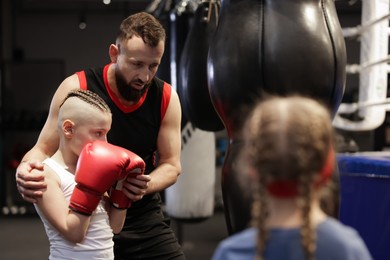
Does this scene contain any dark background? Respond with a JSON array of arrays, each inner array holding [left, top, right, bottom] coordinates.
[[0, 0, 387, 259]]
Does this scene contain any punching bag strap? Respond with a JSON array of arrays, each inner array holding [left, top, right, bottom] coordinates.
[[206, 0, 219, 25]]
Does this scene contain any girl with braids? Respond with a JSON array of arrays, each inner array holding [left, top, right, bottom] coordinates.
[[212, 96, 372, 260], [33, 89, 138, 259]]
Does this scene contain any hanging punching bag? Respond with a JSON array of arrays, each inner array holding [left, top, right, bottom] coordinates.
[[169, 5, 194, 128], [148, 0, 174, 84], [165, 1, 217, 222], [207, 0, 346, 234], [178, 1, 224, 132]]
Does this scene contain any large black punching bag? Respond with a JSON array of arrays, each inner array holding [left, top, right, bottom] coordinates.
[[207, 0, 347, 234], [178, 1, 224, 131]]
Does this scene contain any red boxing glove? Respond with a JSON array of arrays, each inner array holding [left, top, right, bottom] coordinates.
[[69, 140, 144, 215], [109, 150, 145, 209]]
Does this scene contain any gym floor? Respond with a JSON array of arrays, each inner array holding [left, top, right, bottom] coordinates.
[[0, 207, 228, 260]]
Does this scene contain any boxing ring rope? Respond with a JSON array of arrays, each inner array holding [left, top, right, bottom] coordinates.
[[346, 55, 390, 74], [333, 0, 390, 131], [341, 12, 390, 38]]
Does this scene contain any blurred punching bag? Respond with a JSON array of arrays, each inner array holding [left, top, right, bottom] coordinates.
[[169, 5, 194, 128], [165, 1, 216, 221], [178, 1, 224, 131], [207, 0, 347, 234]]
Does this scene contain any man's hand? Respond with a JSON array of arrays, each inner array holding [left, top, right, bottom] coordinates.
[[122, 174, 151, 201], [15, 161, 47, 203]]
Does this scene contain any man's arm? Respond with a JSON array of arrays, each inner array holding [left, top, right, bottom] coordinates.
[[15, 74, 81, 203], [123, 88, 182, 199]]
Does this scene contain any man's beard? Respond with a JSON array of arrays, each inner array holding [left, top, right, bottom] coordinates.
[[115, 70, 150, 102]]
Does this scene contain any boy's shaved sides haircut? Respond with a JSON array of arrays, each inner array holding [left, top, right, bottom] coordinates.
[[60, 89, 111, 113]]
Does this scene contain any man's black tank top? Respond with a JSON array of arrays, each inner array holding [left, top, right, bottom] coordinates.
[[76, 64, 171, 173], [76, 64, 171, 218]]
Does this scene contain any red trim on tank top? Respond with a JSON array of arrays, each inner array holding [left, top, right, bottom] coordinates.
[[76, 71, 87, 90], [161, 83, 171, 120], [103, 64, 148, 113]]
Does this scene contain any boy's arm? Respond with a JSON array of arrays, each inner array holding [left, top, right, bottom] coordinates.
[[34, 168, 91, 243], [104, 195, 127, 234]]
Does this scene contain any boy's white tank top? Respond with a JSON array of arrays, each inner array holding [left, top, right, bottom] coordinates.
[[34, 158, 114, 260]]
